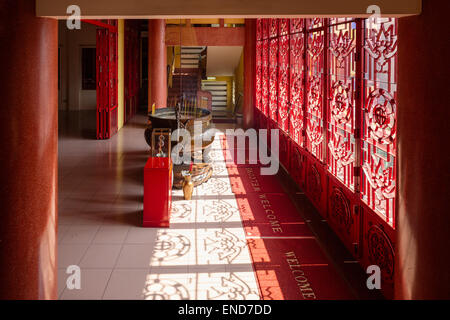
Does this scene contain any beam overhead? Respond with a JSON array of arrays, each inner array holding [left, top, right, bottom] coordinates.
[[37, 0, 421, 19]]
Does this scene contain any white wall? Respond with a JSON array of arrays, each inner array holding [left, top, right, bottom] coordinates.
[[58, 21, 97, 111], [206, 46, 243, 77]]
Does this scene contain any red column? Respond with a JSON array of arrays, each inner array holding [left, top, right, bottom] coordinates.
[[148, 19, 167, 110], [396, 0, 450, 299], [244, 19, 256, 129], [0, 0, 58, 299]]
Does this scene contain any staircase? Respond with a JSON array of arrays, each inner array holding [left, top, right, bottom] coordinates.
[[201, 80, 229, 118], [180, 46, 205, 69], [167, 46, 208, 108]]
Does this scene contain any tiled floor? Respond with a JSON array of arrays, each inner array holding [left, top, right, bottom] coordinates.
[[57, 111, 260, 300]]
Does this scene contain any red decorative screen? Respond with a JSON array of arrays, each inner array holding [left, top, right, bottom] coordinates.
[[361, 18, 398, 226], [262, 19, 269, 40], [290, 19, 304, 34], [279, 18, 290, 36], [96, 20, 118, 140], [289, 32, 305, 146], [278, 34, 290, 132], [307, 18, 324, 30], [255, 38, 262, 112], [269, 18, 278, 38], [253, 18, 399, 297], [257, 19, 263, 41], [269, 37, 279, 122], [327, 21, 357, 190], [261, 39, 269, 116], [305, 30, 325, 161]]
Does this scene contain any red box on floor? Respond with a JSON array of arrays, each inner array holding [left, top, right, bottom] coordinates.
[[143, 157, 173, 227]]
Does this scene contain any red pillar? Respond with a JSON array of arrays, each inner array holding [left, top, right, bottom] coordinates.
[[244, 19, 256, 129], [0, 0, 58, 299], [396, 0, 450, 299], [148, 19, 167, 110]]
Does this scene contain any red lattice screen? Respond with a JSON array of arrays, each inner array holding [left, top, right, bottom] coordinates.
[[254, 17, 399, 297], [327, 20, 357, 191], [261, 38, 269, 117], [278, 33, 290, 132], [305, 26, 325, 162], [361, 18, 398, 227], [269, 37, 279, 122], [289, 32, 305, 146], [96, 20, 118, 139]]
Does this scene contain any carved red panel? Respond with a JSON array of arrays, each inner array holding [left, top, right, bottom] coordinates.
[[290, 143, 307, 190], [290, 18, 304, 34], [96, 20, 118, 140], [307, 18, 324, 30], [261, 39, 269, 116], [362, 205, 395, 299], [361, 18, 398, 226], [279, 18, 289, 36], [289, 32, 305, 147], [305, 156, 327, 217], [262, 19, 269, 40], [327, 22, 357, 191], [327, 177, 361, 258], [329, 18, 355, 26], [278, 35, 290, 133], [269, 18, 278, 38], [269, 38, 279, 122], [256, 40, 262, 112], [257, 19, 263, 41], [305, 30, 325, 161]]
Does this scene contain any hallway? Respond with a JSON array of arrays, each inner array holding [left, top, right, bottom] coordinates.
[[57, 113, 358, 300]]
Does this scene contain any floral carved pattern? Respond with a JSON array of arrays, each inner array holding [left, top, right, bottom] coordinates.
[[307, 164, 322, 204], [329, 30, 355, 69], [256, 19, 263, 40], [367, 224, 394, 282], [362, 155, 395, 215], [307, 75, 322, 116], [330, 80, 352, 125], [256, 41, 262, 111], [269, 39, 278, 120], [365, 88, 396, 145], [269, 18, 278, 38], [328, 133, 354, 177], [330, 187, 352, 234], [307, 33, 324, 61], [279, 18, 289, 36], [306, 118, 323, 149], [261, 40, 269, 115], [291, 148, 305, 188], [290, 18, 304, 34], [365, 24, 398, 73], [278, 36, 290, 130]]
